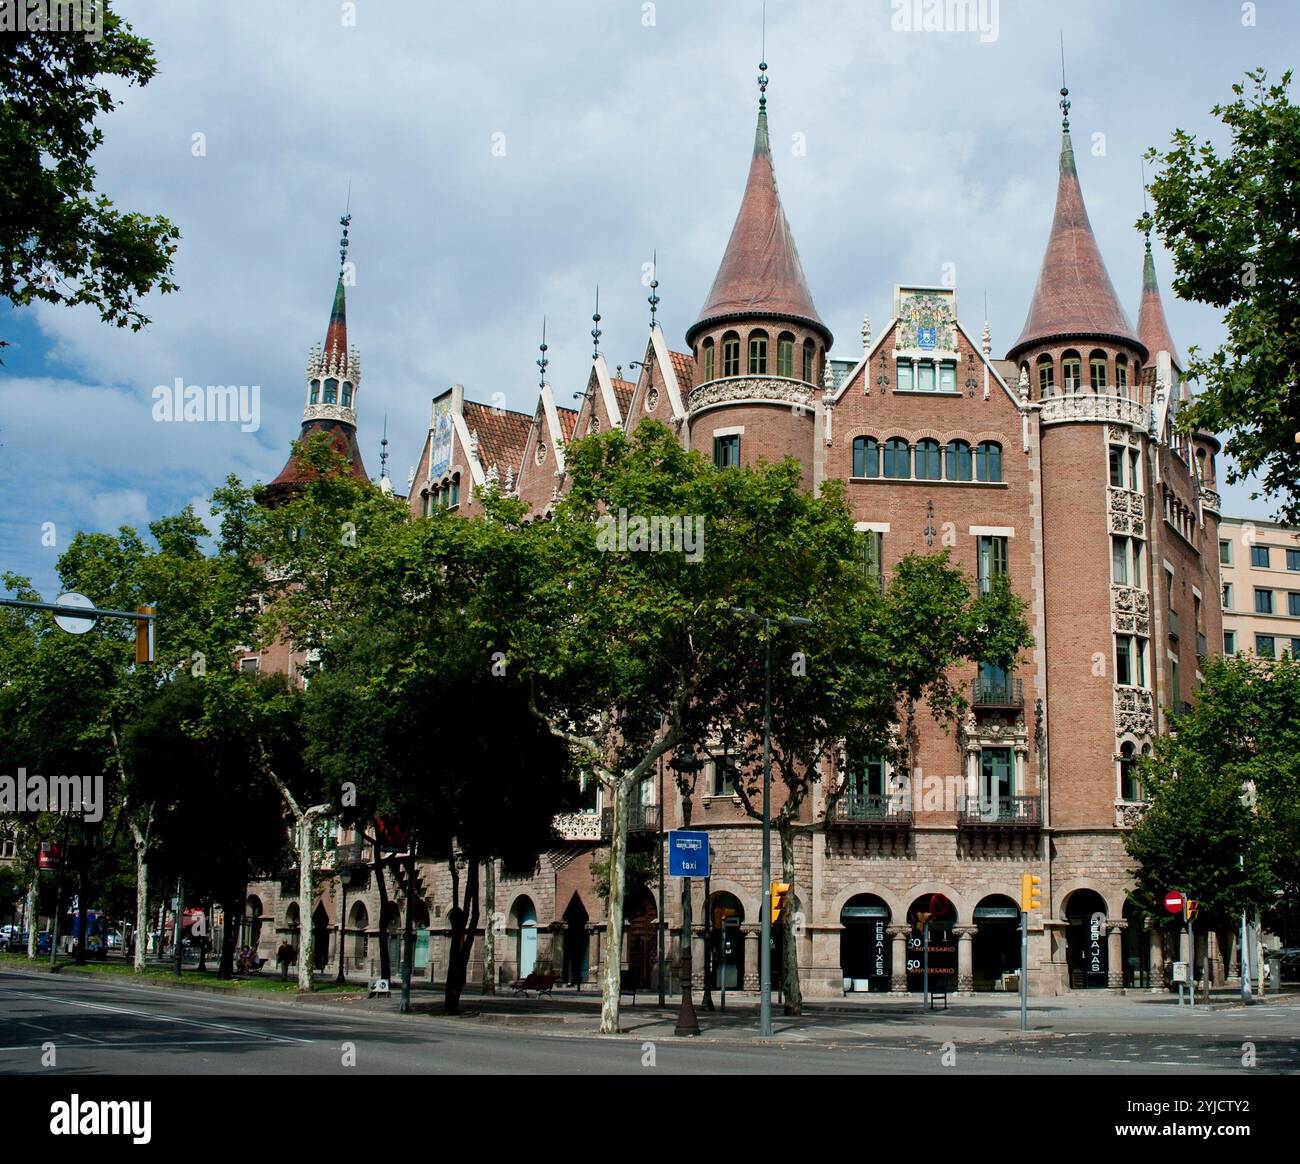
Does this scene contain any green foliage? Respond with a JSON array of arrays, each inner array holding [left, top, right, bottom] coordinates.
[[0, 1, 179, 346], [591, 849, 657, 903], [1125, 654, 1300, 929], [1145, 68, 1300, 521]]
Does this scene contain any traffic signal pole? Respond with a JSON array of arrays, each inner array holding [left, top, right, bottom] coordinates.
[[1020, 910, 1028, 1031]]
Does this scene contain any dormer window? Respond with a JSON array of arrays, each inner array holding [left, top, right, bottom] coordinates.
[[309, 379, 321, 404], [324, 378, 338, 404], [748, 330, 768, 375]]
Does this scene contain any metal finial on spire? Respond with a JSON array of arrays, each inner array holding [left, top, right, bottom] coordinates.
[[338, 208, 352, 272], [648, 249, 660, 330], [537, 317, 549, 390], [380, 414, 390, 478], [1140, 157, 1154, 251], [591, 286, 602, 359], [1059, 32, 1070, 131], [758, 4, 768, 110]]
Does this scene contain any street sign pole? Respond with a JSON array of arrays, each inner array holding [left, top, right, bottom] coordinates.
[[668, 831, 708, 1037], [759, 630, 772, 1039], [1020, 910, 1028, 1031]]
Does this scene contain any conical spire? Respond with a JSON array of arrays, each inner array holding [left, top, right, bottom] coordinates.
[[322, 271, 348, 366], [1136, 227, 1181, 370], [1008, 89, 1142, 360], [686, 62, 829, 346]]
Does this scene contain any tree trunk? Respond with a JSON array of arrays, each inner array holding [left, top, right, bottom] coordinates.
[[131, 829, 148, 973], [399, 853, 415, 1013], [75, 851, 89, 966], [481, 857, 496, 994], [296, 818, 315, 993], [217, 886, 239, 979], [599, 778, 629, 1034], [444, 857, 480, 1015], [779, 822, 802, 1016], [373, 837, 391, 981], [24, 877, 37, 959]]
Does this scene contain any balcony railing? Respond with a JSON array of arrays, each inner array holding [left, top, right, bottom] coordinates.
[[830, 793, 912, 830], [1167, 609, 1179, 638], [1196, 632, 1208, 659], [958, 795, 1041, 829], [971, 676, 1023, 709], [553, 812, 602, 842], [334, 841, 368, 867], [601, 803, 661, 839]]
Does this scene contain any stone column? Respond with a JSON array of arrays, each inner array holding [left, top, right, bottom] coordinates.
[[887, 925, 909, 994], [1106, 920, 1127, 992], [743, 925, 759, 993], [954, 926, 977, 994], [1148, 922, 1164, 992]]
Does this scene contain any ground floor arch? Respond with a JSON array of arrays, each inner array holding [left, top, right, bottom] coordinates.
[[906, 893, 957, 993], [348, 901, 370, 968], [840, 893, 891, 992], [311, 902, 330, 971], [708, 892, 744, 990], [971, 894, 1021, 991], [1064, 888, 1109, 988], [1122, 899, 1151, 988], [625, 887, 657, 990], [561, 893, 590, 986], [510, 895, 538, 978]]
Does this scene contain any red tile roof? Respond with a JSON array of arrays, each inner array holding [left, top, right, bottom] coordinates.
[[611, 377, 636, 418], [266, 418, 369, 502], [462, 400, 532, 477], [1136, 242, 1181, 369], [557, 406, 579, 441], [1009, 130, 1142, 360], [687, 103, 829, 346], [669, 351, 694, 392]]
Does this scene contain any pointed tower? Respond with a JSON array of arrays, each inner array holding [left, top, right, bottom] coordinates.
[[266, 215, 369, 504], [1136, 229, 1181, 373], [684, 59, 830, 486]]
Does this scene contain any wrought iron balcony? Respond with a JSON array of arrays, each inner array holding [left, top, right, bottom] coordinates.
[[958, 794, 1040, 830], [971, 676, 1023, 709], [829, 793, 912, 831], [601, 803, 661, 839], [1167, 609, 1180, 638], [1196, 632, 1208, 660], [334, 841, 368, 867]]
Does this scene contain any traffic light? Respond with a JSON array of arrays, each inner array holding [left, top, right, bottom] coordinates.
[[1019, 872, 1042, 913], [770, 881, 791, 925], [134, 605, 154, 664], [1185, 899, 1199, 923]]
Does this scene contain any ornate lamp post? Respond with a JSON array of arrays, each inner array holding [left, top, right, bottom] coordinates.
[[669, 750, 704, 1037], [336, 867, 352, 984]]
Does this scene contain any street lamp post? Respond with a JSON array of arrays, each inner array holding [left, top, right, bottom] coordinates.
[[702, 845, 716, 1011], [730, 607, 812, 1039], [336, 867, 351, 985], [670, 752, 704, 1037]]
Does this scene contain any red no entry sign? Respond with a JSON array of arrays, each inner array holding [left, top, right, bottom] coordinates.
[[1164, 891, 1186, 915]]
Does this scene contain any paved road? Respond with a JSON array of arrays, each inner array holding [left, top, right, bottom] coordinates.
[[0, 968, 1295, 1075]]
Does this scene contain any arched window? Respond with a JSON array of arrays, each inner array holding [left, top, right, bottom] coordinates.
[[323, 378, 338, 404], [703, 338, 715, 382], [945, 439, 973, 481], [1089, 350, 1108, 391], [421, 489, 431, 517], [748, 330, 768, 375], [777, 332, 795, 377], [1061, 351, 1081, 393], [1036, 355, 1054, 397], [1115, 354, 1128, 390], [450, 474, 460, 507], [721, 332, 740, 377], [309, 379, 320, 404], [883, 438, 911, 479], [342, 381, 353, 407], [852, 436, 878, 478], [976, 441, 1002, 482], [915, 438, 941, 480], [803, 339, 815, 383]]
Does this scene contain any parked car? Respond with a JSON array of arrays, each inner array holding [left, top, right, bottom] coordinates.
[[1, 926, 28, 952], [106, 930, 124, 951], [1278, 948, 1300, 983]]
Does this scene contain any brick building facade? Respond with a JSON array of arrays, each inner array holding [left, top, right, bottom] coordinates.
[[246, 76, 1229, 997]]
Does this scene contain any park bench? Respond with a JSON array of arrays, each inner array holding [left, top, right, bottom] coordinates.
[[510, 971, 556, 997]]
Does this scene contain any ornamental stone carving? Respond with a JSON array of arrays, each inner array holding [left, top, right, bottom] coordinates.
[[1040, 394, 1150, 430], [552, 812, 601, 842], [1111, 584, 1150, 636], [1199, 487, 1221, 514], [302, 402, 358, 427], [1113, 685, 1155, 738], [1114, 801, 1148, 830], [1107, 487, 1146, 537], [688, 375, 812, 417]]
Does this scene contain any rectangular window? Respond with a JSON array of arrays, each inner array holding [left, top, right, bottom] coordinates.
[[917, 362, 936, 392], [896, 361, 913, 392], [1291, 638, 1300, 659], [1251, 544, 1270, 568], [1131, 540, 1143, 587], [939, 363, 956, 392], [1224, 630, 1236, 655], [851, 756, 887, 801], [860, 530, 884, 590], [980, 747, 1014, 805], [1170, 656, 1179, 702], [1130, 449, 1141, 492], [1038, 362, 1054, 395], [1063, 358, 1081, 391], [1135, 638, 1147, 687], [776, 339, 793, 378], [240, 657, 260, 673], [722, 338, 740, 377], [1288, 549, 1300, 572], [713, 434, 740, 468], [748, 334, 768, 375], [1289, 592, 1300, 617], [1256, 634, 1276, 660], [710, 750, 736, 797], [1111, 536, 1129, 585], [977, 535, 1008, 594], [1219, 539, 1232, 565], [704, 344, 715, 381], [1090, 358, 1108, 390], [1109, 446, 1125, 488], [1116, 636, 1133, 686], [1255, 588, 1274, 615], [1222, 583, 1232, 609]]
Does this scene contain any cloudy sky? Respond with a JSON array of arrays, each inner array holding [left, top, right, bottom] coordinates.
[[1, 0, 1294, 596]]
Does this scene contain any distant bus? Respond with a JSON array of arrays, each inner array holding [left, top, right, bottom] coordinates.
[[66, 909, 109, 955]]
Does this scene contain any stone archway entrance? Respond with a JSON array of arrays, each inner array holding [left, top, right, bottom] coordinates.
[[906, 894, 957, 994], [625, 888, 657, 990], [1064, 889, 1109, 989], [840, 894, 891, 993], [972, 895, 1021, 991], [561, 893, 590, 986]]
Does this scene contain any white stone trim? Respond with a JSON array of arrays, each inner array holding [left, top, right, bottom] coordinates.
[[450, 410, 487, 487], [539, 383, 567, 474], [712, 425, 745, 438], [854, 521, 890, 533], [593, 356, 623, 428], [829, 317, 897, 405], [650, 325, 686, 421], [969, 525, 1015, 537], [1162, 558, 1176, 576]]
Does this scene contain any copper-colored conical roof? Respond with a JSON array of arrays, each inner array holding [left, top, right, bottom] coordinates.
[[1009, 129, 1143, 360], [1136, 239, 1181, 370], [687, 101, 830, 346], [322, 273, 348, 365]]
